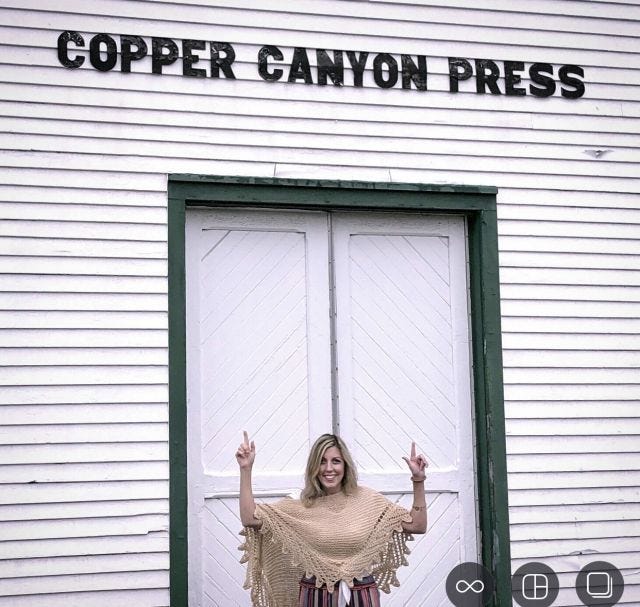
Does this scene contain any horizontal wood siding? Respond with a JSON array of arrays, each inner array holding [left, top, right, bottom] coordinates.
[[0, 1, 638, 605]]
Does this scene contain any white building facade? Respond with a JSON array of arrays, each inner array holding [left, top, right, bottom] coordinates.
[[0, 1, 639, 606]]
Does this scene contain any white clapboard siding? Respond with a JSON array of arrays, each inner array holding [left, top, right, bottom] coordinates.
[[0, 280, 166, 300], [498, 188, 640, 209], [5, 124, 640, 166], [3, 104, 640, 145], [506, 401, 640, 417], [0, 480, 169, 506], [505, 368, 640, 384], [0, 1, 638, 605], [0, 499, 169, 522], [511, 536, 640, 560], [0, 590, 171, 607], [503, 333, 640, 350], [502, 284, 640, 300], [510, 502, 640, 524], [1, 201, 166, 223], [1, 402, 167, 423], [6, 140, 638, 183], [0, 533, 169, 560], [1, 348, 167, 365], [0, 158, 168, 599], [0, 293, 168, 311], [0, 551, 169, 577], [1, 514, 169, 542], [0, 443, 168, 464], [507, 487, 640, 508], [508, 452, 640, 473], [507, 436, 640, 455], [0, 424, 167, 445], [0, 184, 161, 206], [0, 461, 168, 484], [0, 218, 166, 241], [0, 62, 634, 115], [6, 0, 640, 43], [510, 519, 640, 541], [2, 69, 633, 121]]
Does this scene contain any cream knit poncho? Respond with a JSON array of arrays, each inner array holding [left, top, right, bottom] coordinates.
[[239, 485, 414, 607]]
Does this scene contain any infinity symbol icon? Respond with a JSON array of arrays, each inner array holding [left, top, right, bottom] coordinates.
[[455, 579, 485, 594], [446, 562, 494, 606]]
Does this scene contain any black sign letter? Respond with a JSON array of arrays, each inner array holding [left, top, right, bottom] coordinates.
[[475, 59, 501, 94], [288, 47, 313, 84], [346, 51, 368, 87], [529, 63, 556, 97], [211, 43, 236, 79], [401, 55, 427, 91], [89, 33, 118, 72], [317, 50, 344, 86], [373, 53, 398, 89], [504, 60, 525, 96], [121, 35, 147, 73], [152, 37, 179, 74], [448, 58, 472, 92], [258, 45, 283, 81], [559, 64, 585, 99], [182, 39, 206, 78], [58, 31, 85, 69]]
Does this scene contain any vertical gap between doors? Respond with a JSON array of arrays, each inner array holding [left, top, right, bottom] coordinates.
[[326, 211, 340, 435]]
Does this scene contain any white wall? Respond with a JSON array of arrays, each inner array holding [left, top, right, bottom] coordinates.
[[0, 1, 638, 605]]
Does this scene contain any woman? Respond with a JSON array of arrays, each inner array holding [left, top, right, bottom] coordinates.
[[236, 431, 428, 607]]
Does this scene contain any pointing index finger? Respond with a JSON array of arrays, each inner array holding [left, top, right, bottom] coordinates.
[[243, 430, 249, 446], [411, 441, 416, 457]]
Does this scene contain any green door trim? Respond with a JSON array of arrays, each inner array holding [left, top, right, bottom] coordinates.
[[168, 175, 512, 607]]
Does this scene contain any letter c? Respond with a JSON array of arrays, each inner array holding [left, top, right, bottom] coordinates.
[[258, 45, 283, 82], [57, 31, 85, 68]]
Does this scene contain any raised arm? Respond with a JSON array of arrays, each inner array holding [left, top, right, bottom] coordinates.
[[236, 430, 262, 528], [401, 442, 428, 534]]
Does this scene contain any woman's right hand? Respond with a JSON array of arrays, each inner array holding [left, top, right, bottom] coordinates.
[[236, 430, 256, 470]]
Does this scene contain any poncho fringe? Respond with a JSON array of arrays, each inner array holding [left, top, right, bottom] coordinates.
[[238, 486, 414, 607]]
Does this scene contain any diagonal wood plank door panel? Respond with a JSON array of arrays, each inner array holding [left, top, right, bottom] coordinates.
[[388, 492, 461, 606], [332, 212, 478, 605], [200, 229, 310, 472], [186, 208, 333, 606]]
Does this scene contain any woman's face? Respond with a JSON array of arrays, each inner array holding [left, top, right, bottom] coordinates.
[[318, 446, 345, 494]]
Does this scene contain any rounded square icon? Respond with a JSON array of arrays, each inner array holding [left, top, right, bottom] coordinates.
[[523, 573, 548, 600], [512, 562, 559, 607], [576, 561, 624, 606], [586, 572, 612, 598]]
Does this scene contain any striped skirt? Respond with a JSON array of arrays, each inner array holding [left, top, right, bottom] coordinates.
[[298, 575, 380, 607]]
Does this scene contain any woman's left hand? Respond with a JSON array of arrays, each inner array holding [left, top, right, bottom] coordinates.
[[402, 442, 428, 481]]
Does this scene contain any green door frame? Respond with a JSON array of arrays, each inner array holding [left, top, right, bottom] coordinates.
[[168, 175, 512, 607]]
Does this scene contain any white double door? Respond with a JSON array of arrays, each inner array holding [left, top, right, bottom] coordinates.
[[185, 207, 478, 606]]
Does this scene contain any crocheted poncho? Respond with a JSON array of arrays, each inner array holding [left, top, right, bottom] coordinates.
[[239, 485, 413, 607]]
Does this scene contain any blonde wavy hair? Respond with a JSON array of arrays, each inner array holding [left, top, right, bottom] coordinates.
[[300, 434, 358, 507]]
